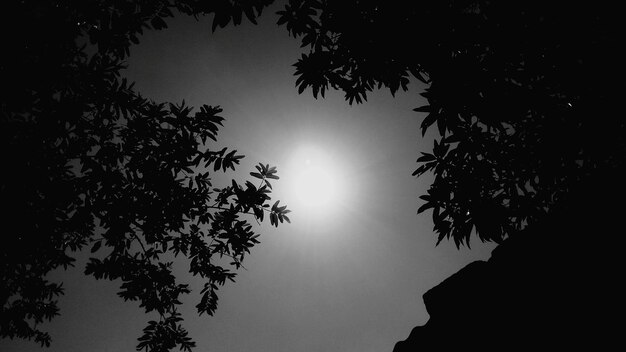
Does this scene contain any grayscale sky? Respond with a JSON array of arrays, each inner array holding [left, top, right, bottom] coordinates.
[[1, 3, 495, 352]]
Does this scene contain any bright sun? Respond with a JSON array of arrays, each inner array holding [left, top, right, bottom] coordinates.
[[286, 145, 347, 215], [294, 160, 336, 207]]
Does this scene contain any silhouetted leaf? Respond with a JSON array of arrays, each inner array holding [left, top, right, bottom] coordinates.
[[421, 113, 438, 136], [413, 105, 431, 113], [90, 240, 102, 253], [417, 202, 435, 214]]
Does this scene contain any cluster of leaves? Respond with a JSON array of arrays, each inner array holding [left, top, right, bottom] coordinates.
[[1, 1, 287, 351], [277, 0, 419, 103], [277, 0, 624, 246]]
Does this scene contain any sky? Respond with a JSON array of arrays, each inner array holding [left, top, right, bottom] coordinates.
[[2, 4, 495, 352]]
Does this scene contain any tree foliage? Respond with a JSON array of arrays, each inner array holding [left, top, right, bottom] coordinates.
[[277, 0, 624, 246], [0, 1, 288, 351]]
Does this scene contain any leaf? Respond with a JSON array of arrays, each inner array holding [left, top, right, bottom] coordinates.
[[232, 8, 243, 25], [276, 13, 288, 26], [150, 17, 168, 30], [214, 158, 222, 172], [443, 134, 463, 144], [90, 240, 102, 253], [417, 153, 436, 162], [417, 202, 435, 214], [420, 112, 438, 136], [244, 7, 258, 24], [253, 207, 264, 221], [412, 165, 428, 177], [409, 66, 429, 83], [413, 105, 431, 113], [437, 115, 447, 136]]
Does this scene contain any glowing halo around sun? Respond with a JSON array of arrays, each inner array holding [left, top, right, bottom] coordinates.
[[284, 145, 349, 218]]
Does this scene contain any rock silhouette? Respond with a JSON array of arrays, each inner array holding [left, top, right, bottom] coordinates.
[[394, 166, 624, 351]]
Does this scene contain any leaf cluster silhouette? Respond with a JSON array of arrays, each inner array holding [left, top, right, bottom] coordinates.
[[277, 0, 624, 247], [0, 1, 287, 351]]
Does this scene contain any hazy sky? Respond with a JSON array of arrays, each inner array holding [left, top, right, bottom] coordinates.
[[2, 4, 495, 352]]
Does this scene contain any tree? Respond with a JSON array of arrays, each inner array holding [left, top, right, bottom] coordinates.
[[277, 0, 624, 247], [0, 1, 290, 351]]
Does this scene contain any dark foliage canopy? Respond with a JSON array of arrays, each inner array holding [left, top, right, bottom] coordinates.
[[1, 1, 288, 351], [277, 0, 624, 247]]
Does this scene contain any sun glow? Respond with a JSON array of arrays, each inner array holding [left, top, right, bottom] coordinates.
[[285, 145, 348, 217], [294, 161, 336, 207]]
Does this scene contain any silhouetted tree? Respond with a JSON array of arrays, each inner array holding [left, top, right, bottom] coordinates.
[[0, 1, 289, 351], [277, 0, 624, 246]]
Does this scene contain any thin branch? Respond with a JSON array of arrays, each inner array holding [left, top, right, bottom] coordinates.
[[130, 220, 149, 257], [207, 206, 256, 217], [217, 252, 248, 271]]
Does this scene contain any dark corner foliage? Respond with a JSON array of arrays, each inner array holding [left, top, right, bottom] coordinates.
[[0, 1, 288, 351], [277, 0, 623, 247]]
